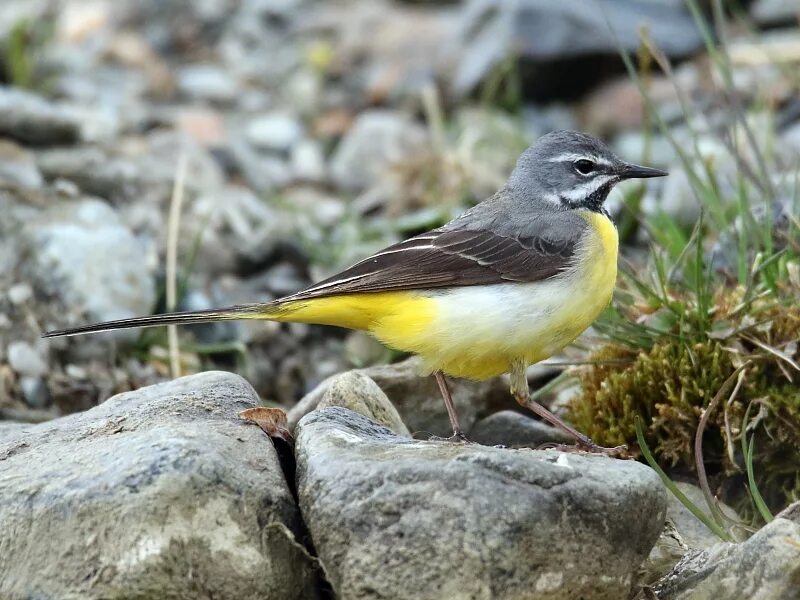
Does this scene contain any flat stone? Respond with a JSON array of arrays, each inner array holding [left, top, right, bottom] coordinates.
[[449, 0, 704, 96], [0, 371, 318, 599], [0, 86, 82, 146], [296, 407, 667, 600], [469, 410, 571, 447]]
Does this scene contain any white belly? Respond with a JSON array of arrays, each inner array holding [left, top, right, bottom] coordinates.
[[415, 209, 618, 379]]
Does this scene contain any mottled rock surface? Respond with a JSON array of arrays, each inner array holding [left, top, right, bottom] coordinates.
[[0, 86, 82, 145], [317, 370, 411, 437], [469, 409, 571, 447], [22, 198, 156, 331], [653, 516, 800, 600], [296, 407, 667, 600], [0, 371, 318, 600]]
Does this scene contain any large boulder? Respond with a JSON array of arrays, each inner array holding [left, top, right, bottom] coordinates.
[[295, 407, 667, 600], [652, 514, 800, 600], [0, 371, 319, 600]]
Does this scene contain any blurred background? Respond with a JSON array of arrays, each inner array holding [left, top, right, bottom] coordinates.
[[1, 0, 799, 519]]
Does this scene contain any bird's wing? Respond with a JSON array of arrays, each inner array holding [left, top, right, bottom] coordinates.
[[282, 211, 588, 301]]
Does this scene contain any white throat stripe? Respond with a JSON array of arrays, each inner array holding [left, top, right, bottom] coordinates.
[[559, 174, 615, 202]]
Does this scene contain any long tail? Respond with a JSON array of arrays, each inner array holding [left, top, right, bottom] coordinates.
[[41, 303, 274, 339]]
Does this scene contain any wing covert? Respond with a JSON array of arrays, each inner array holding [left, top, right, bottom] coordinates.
[[282, 210, 588, 301]]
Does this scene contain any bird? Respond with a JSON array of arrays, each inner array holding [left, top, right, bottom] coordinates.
[[43, 130, 667, 451]]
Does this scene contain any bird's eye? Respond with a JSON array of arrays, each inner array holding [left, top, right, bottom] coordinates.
[[574, 159, 595, 175]]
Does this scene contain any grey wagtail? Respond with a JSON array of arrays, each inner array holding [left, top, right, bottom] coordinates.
[[43, 130, 667, 451]]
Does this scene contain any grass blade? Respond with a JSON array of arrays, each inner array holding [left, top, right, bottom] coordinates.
[[635, 415, 733, 541]]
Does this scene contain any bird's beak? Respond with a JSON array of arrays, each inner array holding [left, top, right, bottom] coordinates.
[[619, 162, 668, 179]]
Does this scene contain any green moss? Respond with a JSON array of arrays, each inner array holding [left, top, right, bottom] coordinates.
[[569, 301, 800, 515]]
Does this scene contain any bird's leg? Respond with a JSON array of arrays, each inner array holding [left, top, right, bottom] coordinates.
[[433, 370, 468, 442], [509, 361, 626, 456]]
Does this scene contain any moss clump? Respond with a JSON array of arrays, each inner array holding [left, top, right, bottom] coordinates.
[[569, 299, 800, 514]]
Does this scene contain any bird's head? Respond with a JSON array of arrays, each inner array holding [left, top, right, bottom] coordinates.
[[507, 130, 667, 212]]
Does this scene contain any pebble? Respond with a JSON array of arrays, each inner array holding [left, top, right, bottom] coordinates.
[[7, 283, 33, 305], [8, 341, 48, 378], [177, 64, 238, 104], [290, 138, 327, 182], [245, 111, 305, 153], [330, 110, 427, 191], [0, 86, 82, 146], [0, 140, 44, 188]]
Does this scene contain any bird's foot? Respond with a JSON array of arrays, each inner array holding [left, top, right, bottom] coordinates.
[[540, 440, 628, 457], [427, 430, 471, 443]]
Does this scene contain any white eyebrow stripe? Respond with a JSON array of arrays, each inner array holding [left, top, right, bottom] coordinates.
[[548, 153, 613, 167], [559, 174, 615, 202]]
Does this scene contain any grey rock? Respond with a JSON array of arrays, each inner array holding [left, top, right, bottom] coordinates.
[[296, 407, 667, 600], [7, 341, 48, 378], [317, 371, 411, 437], [667, 482, 741, 551], [644, 166, 700, 227], [19, 375, 50, 409], [290, 139, 327, 182], [364, 359, 513, 436], [653, 517, 800, 600], [469, 410, 571, 448], [23, 198, 156, 335], [187, 186, 293, 273], [750, 0, 800, 26], [450, 0, 703, 96], [0, 86, 82, 146], [330, 110, 427, 191], [246, 111, 305, 153], [0, 371, 318, 599], [0, 422, 29, 445], [6, 283, 33, 305], [287, 358, 512, 437], [0, 140, 44, 188], [35, 132, 224, 206], [643, 482, 742, 584], [710, 195, 797, 276], [780, 119, 800, 157], [177, 64, 238, 104], [227, 140, 292, 192]]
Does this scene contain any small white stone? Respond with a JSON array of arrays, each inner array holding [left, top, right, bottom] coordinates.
[[555, 454, 573, 469], [8, 341, 48, 378], [7, 283, 33, 305], [65, 364, 88, 380], [246, 112, 304, 153]]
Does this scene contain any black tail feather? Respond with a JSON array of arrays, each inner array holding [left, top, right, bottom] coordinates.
[[42, 304, 269, 338]]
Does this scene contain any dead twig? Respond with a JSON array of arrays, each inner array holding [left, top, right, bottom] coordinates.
[[166, 152, 188, 379], [694, 362, 750, 530]]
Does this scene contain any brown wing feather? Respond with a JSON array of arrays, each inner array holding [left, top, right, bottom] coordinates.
[[281, 210, 588, 302]]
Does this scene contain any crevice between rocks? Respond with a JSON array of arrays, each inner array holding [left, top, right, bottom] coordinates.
[[270, 436, 335, 599]]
